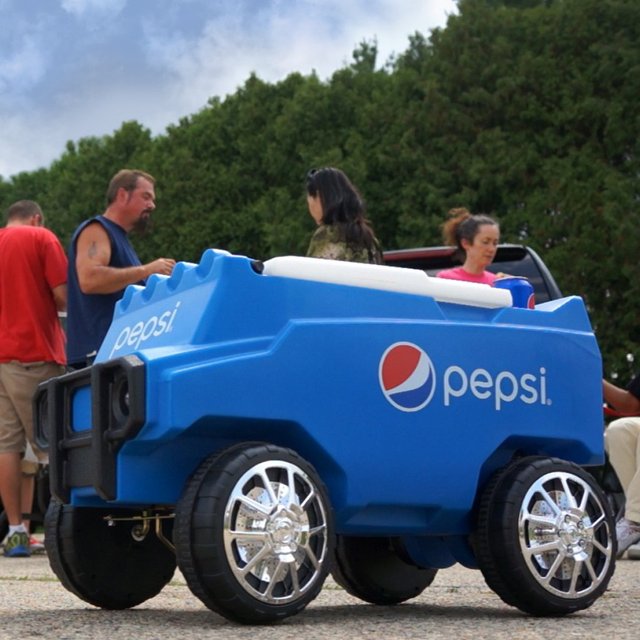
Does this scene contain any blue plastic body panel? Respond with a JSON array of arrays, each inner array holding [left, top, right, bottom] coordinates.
[[55, 250, 602, 559]]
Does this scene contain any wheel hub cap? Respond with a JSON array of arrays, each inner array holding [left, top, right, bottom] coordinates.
[[223, 459, 329, 605], [267, 507, 305, 555], [556, 513, 591, 555], [519, 471, 613, 599]]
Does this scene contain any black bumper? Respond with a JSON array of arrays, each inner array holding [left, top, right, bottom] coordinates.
[[34, 355, 146, 502]]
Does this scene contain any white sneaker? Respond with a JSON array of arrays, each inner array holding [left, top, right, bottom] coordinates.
[[616, 518, 640, 557], [29, 536, 45, 553], [627, 541, 640, 560]]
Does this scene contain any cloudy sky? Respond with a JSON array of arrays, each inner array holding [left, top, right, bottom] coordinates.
[[0, 0, 457, 179]]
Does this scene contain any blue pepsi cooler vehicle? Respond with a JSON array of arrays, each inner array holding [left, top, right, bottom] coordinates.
[[35, 249, 615, 624]]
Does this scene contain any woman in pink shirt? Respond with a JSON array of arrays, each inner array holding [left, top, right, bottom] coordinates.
[[436, 208, 500, 285]]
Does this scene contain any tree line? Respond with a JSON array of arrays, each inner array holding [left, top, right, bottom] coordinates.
[[1, 0, 638, 377]]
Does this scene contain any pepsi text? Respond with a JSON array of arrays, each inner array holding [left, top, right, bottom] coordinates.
[[443, 365, 549, 410], [109, 300, 181, 358]]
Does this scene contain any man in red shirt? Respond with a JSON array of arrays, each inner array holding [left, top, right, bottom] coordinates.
[[0, 200, 67, 557]]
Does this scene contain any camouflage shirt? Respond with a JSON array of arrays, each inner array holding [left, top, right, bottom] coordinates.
[[306, 224, 382, 264]]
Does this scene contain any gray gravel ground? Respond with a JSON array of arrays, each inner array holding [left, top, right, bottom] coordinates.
[[1, 549, 638, 640]]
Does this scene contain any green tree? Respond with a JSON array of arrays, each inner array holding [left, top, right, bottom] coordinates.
[[23, 121, 155, 248], [1, 0, 639, 375]]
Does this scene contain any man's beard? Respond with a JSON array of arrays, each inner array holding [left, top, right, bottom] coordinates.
[[132, 212, 152, 235]]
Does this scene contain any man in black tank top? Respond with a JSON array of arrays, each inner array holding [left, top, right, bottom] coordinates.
[[66, 169, 176, 368]]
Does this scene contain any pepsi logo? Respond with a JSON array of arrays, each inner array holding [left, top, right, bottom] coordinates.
[[379, 342, 436, 412]]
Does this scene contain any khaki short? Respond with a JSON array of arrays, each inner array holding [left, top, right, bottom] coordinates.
[[0, 361, 65, 460]]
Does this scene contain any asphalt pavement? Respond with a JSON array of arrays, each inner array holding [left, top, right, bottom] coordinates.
[[0, 545, 638, 640]]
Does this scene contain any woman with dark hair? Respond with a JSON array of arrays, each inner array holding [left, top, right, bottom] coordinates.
[[436, 207, 500, 284], [305, 167, 382, 264]]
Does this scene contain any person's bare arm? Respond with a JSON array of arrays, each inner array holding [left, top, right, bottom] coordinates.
[[75, 222, 175, 294], [603, 379, 640, 415], [52, 283, 67, 312]]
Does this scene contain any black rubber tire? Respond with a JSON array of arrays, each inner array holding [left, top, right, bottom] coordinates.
[[586, 460, 626, 522], [33, 465, 52, 523], [0, 509, 7, 542], [475, 456, 616, 616], [175, 442, 334, 624], [332, 535, 438, 604], [45, 500, 176, 609]]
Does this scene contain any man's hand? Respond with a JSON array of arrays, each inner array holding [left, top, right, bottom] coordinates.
[[603, 379, 640, 415], [144, 258, 176, 278]]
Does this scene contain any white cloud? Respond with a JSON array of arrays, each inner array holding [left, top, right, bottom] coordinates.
[[142, 0, 457, 116], [0, 0, 457, 178], [0, 112, 64, 177], [61, 0, 127, 17], [0, 35, 47, 95]]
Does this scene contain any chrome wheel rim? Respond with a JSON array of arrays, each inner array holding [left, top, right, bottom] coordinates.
[[518, 471, 614, 599], [223, 460, 329, 604]]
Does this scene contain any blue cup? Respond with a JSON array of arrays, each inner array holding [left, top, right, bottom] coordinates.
[[492, 276, 535, 309]]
